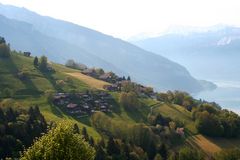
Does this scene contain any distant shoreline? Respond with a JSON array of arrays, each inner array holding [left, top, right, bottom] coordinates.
[[194, 80, 240, 115]]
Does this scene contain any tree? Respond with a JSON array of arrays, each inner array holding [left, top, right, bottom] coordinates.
[[82, 127, 89, 142], [39, 56, 48, 71], [5, 107, 16, 122], [89, 136, 95, 147], [95, 68, 105, 76], [178, 147, 203, 160], [66, 59, 76, 68], [0, 42, 10, 58], [95, 145, 107, 160], [21, 120, 95, 160], [33, 56, 39, 66], [195, 112, 224, 137], [127, 76, 131, 81], [107, 137, 120, 156], [158, 143, 168, 159], [65, 59, 87, 70], [0, 37, 6, 44], [154, 154, 163, 160]]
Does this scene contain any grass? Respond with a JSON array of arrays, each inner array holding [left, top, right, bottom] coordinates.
[[187, 134, 240, 156], [0, 53, 101, 139], [0, 53, 89, 96], [153, 103, 197, 134], [65, 72, 111, 90]]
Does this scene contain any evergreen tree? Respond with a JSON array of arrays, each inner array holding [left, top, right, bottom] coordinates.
[[147, 140, 157, 160], [107, 137, 120, 156], [89, 136, 95, 147], [33, 56, 39, 66], [127, 76, 131, 81], [82, 127, 89, 142], [73, 124, 80, 134], [0, 42, 10, 58], [39, 56, 48, 71], [5, 108, 16, 122], [159, 143, 168, 159], [0, 37, 6, 44], [122, 142, 131, 160], [95, 145, 107, 160], [0, 108, 5, 123]]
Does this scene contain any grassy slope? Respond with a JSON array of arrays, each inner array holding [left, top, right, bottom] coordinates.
[[152, 102, 240, 156], [154, 103, 197, 134], [0, 52, 158, 140], [1, 52, 240, 155], [65, 72, 110, 90], [0, 53, 100, 138]]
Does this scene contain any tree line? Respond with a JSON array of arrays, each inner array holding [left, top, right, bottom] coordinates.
[[0, 106, 47, 159]]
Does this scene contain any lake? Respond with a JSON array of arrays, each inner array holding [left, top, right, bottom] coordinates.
[[194, 80, 240, 114]]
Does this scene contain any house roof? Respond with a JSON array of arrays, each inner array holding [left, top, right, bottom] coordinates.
[[67, 103, 78, 109], [99, 72, 112, 79], [82, 68, 95, 74]]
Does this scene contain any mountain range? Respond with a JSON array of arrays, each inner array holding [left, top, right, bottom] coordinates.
[[0, 3, 211, 93], [132, 25, 240, 81]]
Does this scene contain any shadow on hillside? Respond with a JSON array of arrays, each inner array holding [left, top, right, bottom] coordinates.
[[41, 71, 64, 92], [76, 116, 92, 126], [110, 99, 121, 115], [6, 56, 41, 97], [125, 106, 147, 123], [50, 104, 64, 118]]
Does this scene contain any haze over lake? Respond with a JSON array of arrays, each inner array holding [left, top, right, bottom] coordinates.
[[195, 80, 240, 114]]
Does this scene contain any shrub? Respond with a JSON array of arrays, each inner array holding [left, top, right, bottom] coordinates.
[[21, 121, 95, 160]]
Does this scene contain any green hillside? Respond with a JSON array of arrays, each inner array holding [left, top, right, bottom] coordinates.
[[0, 52, 101, 138], [1, 50, 240, 160], [0, 51, 163, 140]]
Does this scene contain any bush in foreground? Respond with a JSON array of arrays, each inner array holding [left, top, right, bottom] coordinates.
[[21, 121, 95, 160]]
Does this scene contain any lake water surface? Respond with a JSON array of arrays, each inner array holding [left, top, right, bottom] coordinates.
[[194, 80, 240, 114]]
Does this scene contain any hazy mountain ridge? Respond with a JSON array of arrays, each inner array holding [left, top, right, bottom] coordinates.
[[0, 4, 206, 93], [132, 25, 240, 81]]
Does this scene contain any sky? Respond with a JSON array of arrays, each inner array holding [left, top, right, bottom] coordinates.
[[0, 0, 240, 39]]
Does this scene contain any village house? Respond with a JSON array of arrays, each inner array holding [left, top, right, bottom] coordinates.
[[82, 68, 97, 77], [23, 52, 31, 57], [176, 128, 185, 136], [67, 103, 78, 109]]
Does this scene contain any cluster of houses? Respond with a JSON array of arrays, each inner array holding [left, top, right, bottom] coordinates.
[[53, 91, 113, 118], [81, 67, 157, 98], [82, 69, 125, 84], [103, 81, 157, 98]]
